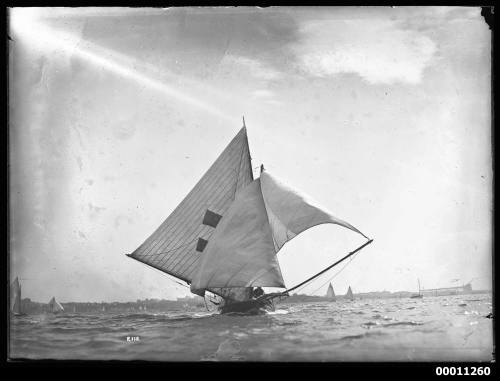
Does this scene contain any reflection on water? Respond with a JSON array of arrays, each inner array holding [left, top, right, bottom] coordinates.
[[9, 294, 493, 361]]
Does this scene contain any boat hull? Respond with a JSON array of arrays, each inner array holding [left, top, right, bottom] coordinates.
[[219, 297, 275, 315]]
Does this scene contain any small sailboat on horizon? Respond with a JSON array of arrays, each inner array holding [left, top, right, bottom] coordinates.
[[48, 297, 64, 314], [345, 286, 354, 301], [10, 277, 26, 316], [126, 120, 373, 314], [326, 283, 336, 301], [411, 278, 423, 299]]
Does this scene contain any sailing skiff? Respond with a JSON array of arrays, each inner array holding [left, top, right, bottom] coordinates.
[[326, 283, 336, 301], [410, 278, 423, 299], [345, 286, 354, 301], [48, 297, 64, 313], [127, 121, 372, 314]]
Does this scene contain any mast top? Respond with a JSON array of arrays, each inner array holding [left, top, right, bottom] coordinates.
[[242, 116, 246, 128]]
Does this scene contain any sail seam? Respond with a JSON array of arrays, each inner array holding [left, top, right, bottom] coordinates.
[[137, 168, 238, 267], [137, 164, 240, 259], [140, 179, 238, 264], [163, 180, 241, 271]]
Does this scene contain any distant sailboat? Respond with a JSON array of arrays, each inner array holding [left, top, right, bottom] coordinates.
[[102, 305, 106, 312], [326, 283, 336, 301], [10, 277, 25, 316], [126, 121, 373, 314], [48, 297, 64, 313], [346, 286, 354, 301], [411, 279, 423, 299]]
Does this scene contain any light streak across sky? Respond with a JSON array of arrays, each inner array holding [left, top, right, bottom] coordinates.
[[9, 8, 239, 124]]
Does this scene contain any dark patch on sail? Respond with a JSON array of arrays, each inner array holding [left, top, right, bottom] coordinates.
[[202, 209, 222, 228], [196, 238, 208, 252]]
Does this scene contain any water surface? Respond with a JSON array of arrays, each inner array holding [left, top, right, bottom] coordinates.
[[9, 293, 493, 361]]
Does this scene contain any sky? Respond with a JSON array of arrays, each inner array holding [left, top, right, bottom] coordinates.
[[8, 7, 492, 302]]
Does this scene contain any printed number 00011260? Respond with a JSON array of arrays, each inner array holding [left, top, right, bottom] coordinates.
[[436, 367, 491, 376]]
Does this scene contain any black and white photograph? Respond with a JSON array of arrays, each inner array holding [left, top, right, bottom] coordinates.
[[7, 7, 493, 364]]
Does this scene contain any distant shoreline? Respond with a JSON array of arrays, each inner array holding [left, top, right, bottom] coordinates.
[[16, 290, 492, 313]]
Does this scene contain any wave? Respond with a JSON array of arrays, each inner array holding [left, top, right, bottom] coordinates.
[[382, 321, 423, 327]]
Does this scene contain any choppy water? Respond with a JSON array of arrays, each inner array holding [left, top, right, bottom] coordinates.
[[9, 294, 493, 362]]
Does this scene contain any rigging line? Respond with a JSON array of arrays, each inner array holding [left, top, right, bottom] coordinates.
[[132, 259, 190, 289], [293, 250, 358, 295], [280, 239, 373, 296], [296, 252, 357, 295], [307, 252, 359, 296]]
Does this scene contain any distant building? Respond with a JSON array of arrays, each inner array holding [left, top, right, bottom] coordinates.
[[421, 283, 473, 296]]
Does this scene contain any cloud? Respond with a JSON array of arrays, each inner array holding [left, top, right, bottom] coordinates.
[[251, 89, 284, 106], [220, 55, 283, 81], [252, 89, 275, 98], [293, 19, 437, 85]]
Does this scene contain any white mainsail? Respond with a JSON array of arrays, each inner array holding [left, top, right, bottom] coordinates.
[[346, 286, 354, 301], [190, 170, 366, 295], [11, 277, 22, 314], [48, 297, 64, 313], [128, 127, 254, 302], [326, 283, 336, 300]]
